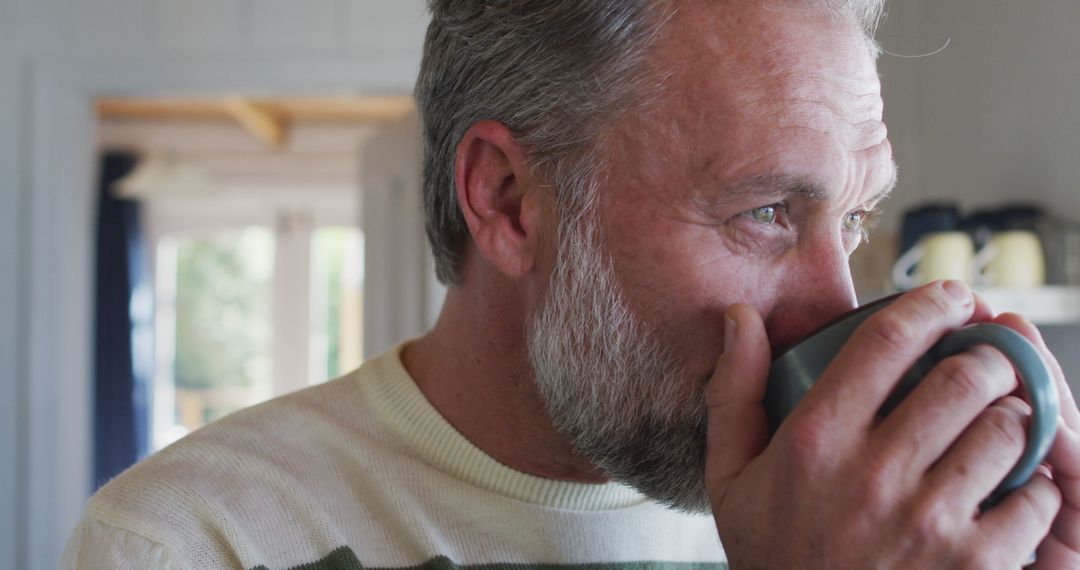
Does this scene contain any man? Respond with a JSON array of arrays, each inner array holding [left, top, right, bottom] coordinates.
[[65, 1, 1080, 568]]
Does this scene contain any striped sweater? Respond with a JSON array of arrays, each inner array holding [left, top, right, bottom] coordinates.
[[63, 344, 728, 569]]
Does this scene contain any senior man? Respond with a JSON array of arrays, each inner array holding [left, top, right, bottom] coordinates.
[[66, 0, 1080, 568]]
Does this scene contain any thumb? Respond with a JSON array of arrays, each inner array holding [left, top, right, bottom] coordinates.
[[705, 303, 773, 502]]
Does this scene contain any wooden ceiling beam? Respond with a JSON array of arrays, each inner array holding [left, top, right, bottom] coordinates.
[[222, 98, 288, 147], [272, 95, 415, 122], [95, 99, 226, 121], [95, 95, 416, 124]]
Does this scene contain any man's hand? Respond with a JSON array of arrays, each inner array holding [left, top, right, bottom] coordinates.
[[705, 281, 1063, 568], [990, 312, 1080, 568]]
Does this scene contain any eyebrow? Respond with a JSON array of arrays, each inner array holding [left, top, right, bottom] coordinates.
[[725, 173, 826, 202], [700, 159, 899, 210]]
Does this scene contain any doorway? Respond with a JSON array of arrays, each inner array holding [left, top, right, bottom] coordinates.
[[22, 54, 437, 570], [95, 95, 390, 451]]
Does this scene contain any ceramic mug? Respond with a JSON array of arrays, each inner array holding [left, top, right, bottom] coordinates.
[[975, 230, 1046, 289], [1037, 217, 1080, 286], [892, 231, 983, 290], [765, 293, 1059, 508]]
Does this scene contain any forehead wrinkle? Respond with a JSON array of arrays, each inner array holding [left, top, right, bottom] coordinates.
[[735, 70, 881, 108], [772, 116, 888, 155], [865, 156, 899, 205], [735, 46, 883, 110], [692, 173, 825, 211], [693, 152, 896, 213], [760, 81, 884, 123]]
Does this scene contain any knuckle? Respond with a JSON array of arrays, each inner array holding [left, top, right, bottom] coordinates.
[[971, 346, 1018, 393], [864, 311, 919, 354], [783, 418, 830, 467], [853, 461, 894, 515], [935, 355, 990, 403], [976, 345, 1014, 373], [907, 505, 991, 568], [909, 500, 955, 545], [996, 395, 1032, 417], [982, 405, 1027, 452], [1014, 484, 1059, 527]]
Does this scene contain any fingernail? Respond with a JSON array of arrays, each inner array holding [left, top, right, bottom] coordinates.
[[724, 312, 738, 354], [942, 280, 973, 306]]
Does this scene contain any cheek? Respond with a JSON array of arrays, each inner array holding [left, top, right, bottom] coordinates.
[[609, 233, 787, 375]]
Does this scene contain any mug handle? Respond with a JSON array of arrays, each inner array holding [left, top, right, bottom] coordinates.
[[928, 324, 1059, 508], [891, 244, 925, 291]]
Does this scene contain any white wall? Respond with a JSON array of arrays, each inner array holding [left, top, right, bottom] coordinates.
[[18, 0, 427, 59], [1, 1, 429, 569], [877, 0, 1080, 222], [0, 0, 21, 566], [874, 1, 928, 225]]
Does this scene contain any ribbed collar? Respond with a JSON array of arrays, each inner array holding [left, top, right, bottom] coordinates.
[[359, 343, 648, 511]]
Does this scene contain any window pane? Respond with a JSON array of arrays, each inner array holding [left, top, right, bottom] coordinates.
[[309, 227, 364, 384], [153, 227, 274, 449]]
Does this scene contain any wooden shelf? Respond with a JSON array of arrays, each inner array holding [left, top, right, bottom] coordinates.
[[974, 286, 1080, 325]]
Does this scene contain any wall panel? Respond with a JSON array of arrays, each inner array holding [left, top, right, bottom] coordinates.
[[251, 0, 339, 51], [907, 0, 1080, 217], [156, 0, 246, 52], [0, 0, 21, 564], [875, 2, 928, 228], [345, 0, 427, 53], [25, 75, 96, 570], [16, 0, 66, 55], [57, 0, 149, 54]]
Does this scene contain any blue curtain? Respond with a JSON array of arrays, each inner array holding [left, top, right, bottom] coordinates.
[[94, 151, 153, 489]]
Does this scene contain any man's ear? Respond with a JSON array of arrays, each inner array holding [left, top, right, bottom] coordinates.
[[454, 120, 548, 280]]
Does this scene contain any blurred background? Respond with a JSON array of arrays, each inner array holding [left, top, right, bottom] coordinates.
[[1, 1, 1079, 568]]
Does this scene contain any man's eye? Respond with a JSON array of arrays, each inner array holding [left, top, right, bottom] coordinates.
[[747, 205, 778, 224], [843, 211, 864, 231]]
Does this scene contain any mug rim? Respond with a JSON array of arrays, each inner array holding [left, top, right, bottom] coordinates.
[[771, 293, 902, 360]]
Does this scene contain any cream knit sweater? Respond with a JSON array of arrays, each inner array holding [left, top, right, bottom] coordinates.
[[63, 344, 727, 570]]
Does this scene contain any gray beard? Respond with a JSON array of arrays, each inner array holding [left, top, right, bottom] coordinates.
[[526, 209, 711, 513]]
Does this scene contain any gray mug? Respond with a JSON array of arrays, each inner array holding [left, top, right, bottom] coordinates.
[[765, 293, 1059, 508]]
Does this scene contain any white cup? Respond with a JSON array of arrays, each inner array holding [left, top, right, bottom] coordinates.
[[976, 230, 1046, 288], [892, 231, 979, 290]]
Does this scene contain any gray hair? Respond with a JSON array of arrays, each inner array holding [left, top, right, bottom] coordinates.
[[416, 0, 887, 286]]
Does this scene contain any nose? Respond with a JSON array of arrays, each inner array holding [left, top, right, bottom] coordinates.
[[764, 241, 859, 353]]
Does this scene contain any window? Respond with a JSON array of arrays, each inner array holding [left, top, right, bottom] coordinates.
[[147, 197, 362, 451], [153, 228, 274, 444], [309, 227, 364, 385]]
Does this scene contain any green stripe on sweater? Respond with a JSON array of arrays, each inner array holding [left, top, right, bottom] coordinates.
[[253, 548, 727, 570]]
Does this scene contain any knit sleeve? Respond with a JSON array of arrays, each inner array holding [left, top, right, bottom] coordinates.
[[62, 517, 185, 570]]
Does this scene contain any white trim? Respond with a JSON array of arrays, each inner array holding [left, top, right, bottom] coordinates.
[[24, 53, 420, 570], [272, 211, 314, 396], [360, 114, 440, 357], [0, 0, 22, 563], [144, 187, 360, 236], [150, 238, 179, 452], [26, 65, 97, 569]]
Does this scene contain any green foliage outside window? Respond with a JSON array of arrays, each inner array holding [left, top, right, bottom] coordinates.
[[173, 228, 273, 392]]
